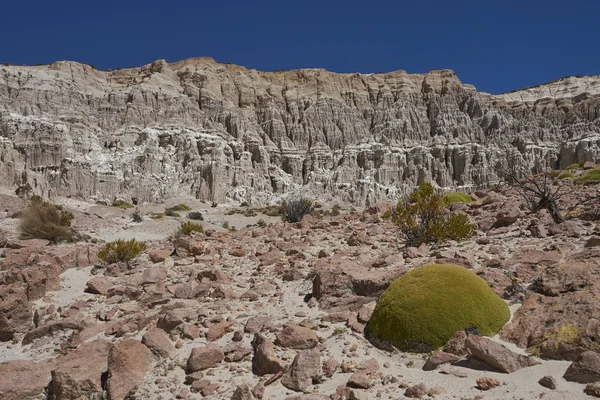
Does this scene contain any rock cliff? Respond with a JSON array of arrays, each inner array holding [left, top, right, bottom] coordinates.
[[0, 58, 599, 205]]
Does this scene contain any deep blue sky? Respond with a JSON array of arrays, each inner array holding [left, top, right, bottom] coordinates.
[[1, 0, 598, 94]]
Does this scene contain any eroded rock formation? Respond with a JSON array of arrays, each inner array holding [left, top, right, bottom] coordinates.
[[1, 58, 599, 205]]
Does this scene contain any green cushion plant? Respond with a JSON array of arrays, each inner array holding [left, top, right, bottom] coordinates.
[[576, 168, 600, 185], [444, 192, 473, 205], [366, 264, 510, 351]]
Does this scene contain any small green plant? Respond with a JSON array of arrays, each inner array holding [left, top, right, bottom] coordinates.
[[256, 218, 267, 228], [19, 195, 76, 242], [222, 221, 230, 229], [171, 203, 191, 212], [558, 171, 575, 179], [164, 207, 181, 217], [178, 221, 204, 236], [211, 202, 218, 208], [97, 238, 147, 264], [240, 201, 249, 207], [386, 183, 474, 247], [331, 204, 341, 216], [444, 192, 473, 204], [229, 225, 237, 232], [282, 198, 313, 223], [150, 212, 165, 220], [112, 199, 134, 209], [187, 211, 204, 220], [566, 163, 580, 170], [349, 207, 356, 214], [333, 327, 347, 336], [576, 168, 600, 185], [546, 170, 561, 178], [131, 209, 143, 222], [262, 205, 282, 217]]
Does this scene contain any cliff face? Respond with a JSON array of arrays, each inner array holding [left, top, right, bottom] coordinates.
[[0, 58, 599, 205]]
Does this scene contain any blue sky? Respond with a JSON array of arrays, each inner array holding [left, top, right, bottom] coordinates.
[[1, 0, 598, 94]]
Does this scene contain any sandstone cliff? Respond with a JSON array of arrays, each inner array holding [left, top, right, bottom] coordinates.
[[0, 58, 599, 205]]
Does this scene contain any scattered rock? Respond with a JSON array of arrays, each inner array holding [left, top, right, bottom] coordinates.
[[187, 345, 224, 372], [422, 350, 462, 371], [404, 383, 428, 398], [142, 327, 175, 358], [275, 325, 319, 349], [347, 371, 372, 389], [281, 348, 321, 392], [251, 334, 284, 376], [466, 334, 539, 373], [476, 377, 501, 390], [538, 375, 557, 390], [564, 351, 600, 383], [0, 360, 51, 400], [107, 339, 152, 400], [86, 276, 113, 295]]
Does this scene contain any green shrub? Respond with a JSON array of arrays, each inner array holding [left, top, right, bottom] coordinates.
[[262, 205, 282, 217], [566, 163, 580, 170], [366, 264, 510, 351], [211, 202, 218, 208], [19, 196, 76, 242], [97, 239, 147, 264], [444, 192, 473, 205], [164, 208, 181, 217], [178, 221, 203, 236], [330, 204, 341, 216], [222, 221, 230, 229], [171, 203, 191, 212], [112, 199, 134, 208], [256, 218, 267, 228], [131, 210, 143, 222], [150, 212, 164, 220], [576, 168, 600, 185], [240, 201, 249, 207], [187, 211, 204, 220], [546, 170, 561, 178], [386, 183, 475, 247], [282, 198, 313, 223], [558, 171, 575, 179]]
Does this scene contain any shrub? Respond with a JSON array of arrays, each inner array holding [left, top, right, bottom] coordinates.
[[211, 202, 218, 208], [178, 221, 203, 236], [385, 183, 474, 247], [444, 192, 473, 204], [164, 208, 181, 217], [19, 196, 76, 242], [576, 168, 600, 185], [366, 264, 510, 351], [222, 221, 229, 229], [97, 239, 147, 264], [112, 199, 134, 208], [150, 212, 164, 220], [282, 198, 313, 223], [331, 204, 341, 216], [240, 201, 249, 207], [256, 218, 267, 228], [131, 209, 143, 222], [171, 203, 191, 212], [262, 205, 282, 217], [566, 163, 580, 170], [558, 171, 575, 179], [546, 170, 561, 178], [187, 211, 204, 220]]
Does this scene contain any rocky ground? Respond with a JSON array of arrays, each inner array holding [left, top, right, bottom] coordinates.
[[2, 168, 600, 399]]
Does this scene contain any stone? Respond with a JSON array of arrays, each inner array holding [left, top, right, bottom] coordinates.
[[107, 339, 152, 400], [141, 267, 167, 285], [149, 248, 173, 263], [476, 377, 501, 390], [0, 284, 32, 339], [538, 375, 557, 390], [586, 383, 600, 397], [142, 327, 175, 358], [275, 325, 319, 349], [465, 334, 539, 373], [564, 351, 600, 383], [323, 357, 339, 378], [86, 276, 114, 295], [586, 236, 600, 247], [251, 334, 285, 376], [0, 360, 52, 400], [50, 340, 111, 399], [347, 371, 372, 389], [207, 320, 233, 342], [231, 384, 254, 400], [444, 331, 468, 356], [187, 346, 224, 372], [422, 350, 462, 371], [245, 316, 272, 334], [404, 383, 428, 398], [281, 348, 321, 392]]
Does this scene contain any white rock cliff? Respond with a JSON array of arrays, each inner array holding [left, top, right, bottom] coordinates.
[[0, 58, 599, 205]]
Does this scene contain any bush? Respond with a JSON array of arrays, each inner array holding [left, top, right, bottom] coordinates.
[[131, 210, 143, 222], [164, 208, 181, 217], [178, 221, 203, 236], [171, 203, 191, 212], [558, 171, 575, 179], [282, 198, 313, 223], [150, 212, 164, 220], [262, 205, 282, 217], [546, 170, 561, 178], [211, 202, 218, 208], [566, 163, 580, 170], [256, 218, 267, 228], [366, 264, 510, 351], [444, 192, 472, 204], [385, 183, 474, 247], [19, 196, 76, 242], [97, 239, 147, 264], [112, 199, 134, 208], [187, 211, 204, 220], [330, 204, 341, 216], [576, 168, 600, 185]]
